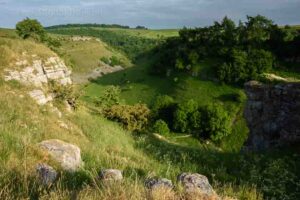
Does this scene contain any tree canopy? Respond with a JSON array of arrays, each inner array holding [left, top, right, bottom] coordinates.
[[16, 18, 45, 40], [152, 15, 300, 84]]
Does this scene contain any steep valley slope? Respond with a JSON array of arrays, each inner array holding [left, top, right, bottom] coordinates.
[[0, 28, 299, 200]]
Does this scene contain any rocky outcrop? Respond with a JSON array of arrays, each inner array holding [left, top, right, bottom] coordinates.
[[71, 36, 93, 41], [4, 57, 71, 87], [4, 56, 72, 106], [39, 139, 82, 172], [244, 81, 300, 150]]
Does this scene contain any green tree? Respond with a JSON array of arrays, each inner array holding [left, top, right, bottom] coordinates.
[[16, 18, 45, 40], [153, 119, 170, 135], [247, 49, 273, 76], [173, 99, 198, 133], [245, 15, 273, 47], [197, 104, 232, 142]]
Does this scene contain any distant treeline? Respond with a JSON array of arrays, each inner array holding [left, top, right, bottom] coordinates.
[[46, 24, 147, 30], [151, 15, 300, 84]]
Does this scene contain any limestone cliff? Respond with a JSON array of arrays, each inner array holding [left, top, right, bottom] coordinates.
[[244, 81, 300, 150], [4, 56, 72, 105]]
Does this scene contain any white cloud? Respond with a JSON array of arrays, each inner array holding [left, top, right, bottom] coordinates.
[[0, 0, 299, 28]]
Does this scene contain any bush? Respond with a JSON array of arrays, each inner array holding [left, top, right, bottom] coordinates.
[[173, 99, 198, 133], [100, 57, 110, 65], [48, 81, 81, 110], [95, 86, 121, 108], [100, 56, 124, 66], [44, 36, 62, 48], [153, 120, 170, 135], [16, 18, 45, 40], [197, 104, 232, 142], [110, 55, 123, 66], [104, 104, 150, 131]]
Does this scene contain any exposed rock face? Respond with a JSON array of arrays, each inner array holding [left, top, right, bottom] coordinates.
[[4, 57, 72, 87], [4, 56, 72, 106], [244, 81, 300, 150], [99, 169, 123, 181], [71, 36, 92, 41], [39, 139, 82, 172], [177, 173, 216, 197], [36, 163, 58, 186], [145, 178, 173, 190]]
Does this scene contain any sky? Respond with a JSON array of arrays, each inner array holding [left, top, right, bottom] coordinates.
[[0, 0, 299, 29]]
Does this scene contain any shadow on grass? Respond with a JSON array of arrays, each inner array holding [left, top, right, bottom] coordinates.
[[134, 133, 300, 199]]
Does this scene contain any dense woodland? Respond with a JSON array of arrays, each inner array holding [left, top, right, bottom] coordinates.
[[152, 15, 300, 84]]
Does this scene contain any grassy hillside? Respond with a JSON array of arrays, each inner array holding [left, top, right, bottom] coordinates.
[[47, 27, 175, 60], [1, 27, 300, 200], [50, 34, 131, 74]]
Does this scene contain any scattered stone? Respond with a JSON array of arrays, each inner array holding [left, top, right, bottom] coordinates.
[[99, 169, 123, 181], [36, 163, 58, 186], [177, 173, 216, 197], [145, 178, 173, 190], [39, 139, 82, 172]]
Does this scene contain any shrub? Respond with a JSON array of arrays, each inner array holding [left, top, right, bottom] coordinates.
[[44, 36, 62, 48], [197, 104, 232, 142], [48, 81, 81, 109], [153, 120, 170, 135], [104, 104, 150, 131], [100, 56, 124, 66], [110, 55, 123, 66], [16, 18, 45, 40], [95, 86, 121, 108], [173, 99, 199, 133], [100, 57, 110, 65]]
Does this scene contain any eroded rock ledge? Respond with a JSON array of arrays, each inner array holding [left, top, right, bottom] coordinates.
[[244, 81, 300, 150]]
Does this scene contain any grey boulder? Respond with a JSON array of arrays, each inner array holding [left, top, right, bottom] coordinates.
[[39, 139, 82, 172], [36, 163, 58, 186], [99, 169, 123, 181], [178, 173, 216, 196]]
